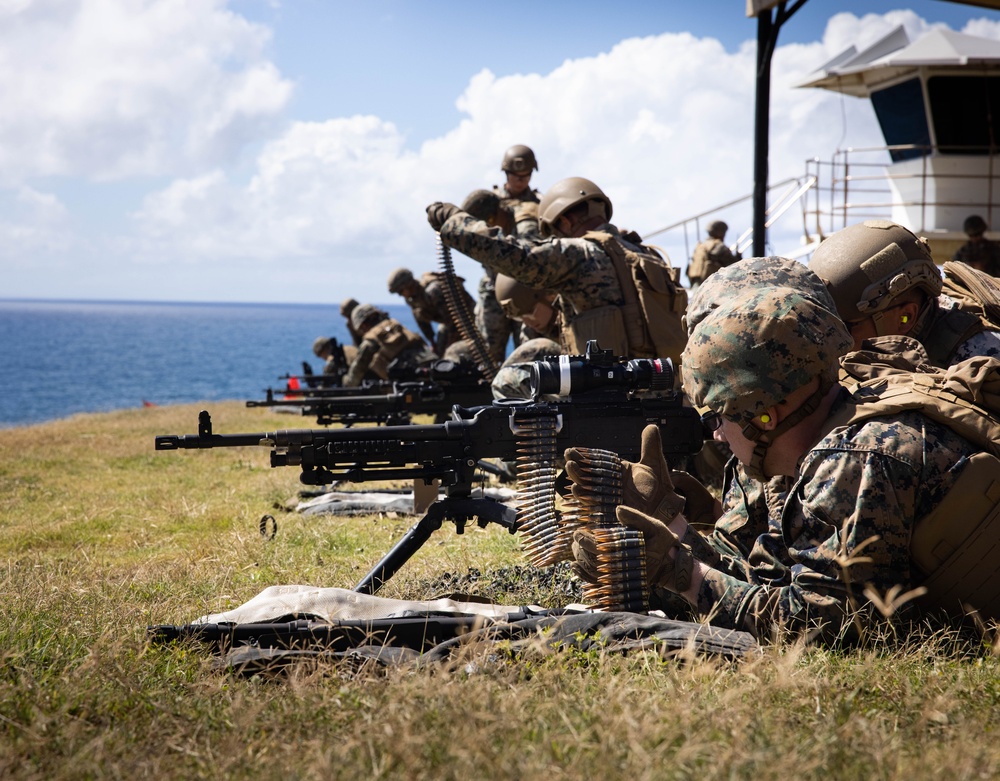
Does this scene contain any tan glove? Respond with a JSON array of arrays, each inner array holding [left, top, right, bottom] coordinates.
[[564, 424, 685, 523], [616, 505, 693, 592], [570, 529, 601, 585], [669, 470, 720, 530], [426, 202, 461, 231]]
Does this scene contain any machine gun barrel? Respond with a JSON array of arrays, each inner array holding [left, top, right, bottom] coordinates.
[[246, 380, 494, 427]]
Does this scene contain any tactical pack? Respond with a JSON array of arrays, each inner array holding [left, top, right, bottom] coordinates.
[[582, 230, 688, 363], [917, 260, 1000, 364], [830, 341, 1000, 620], [364, 319, 425, 379], [941, 260, 1000, 328]]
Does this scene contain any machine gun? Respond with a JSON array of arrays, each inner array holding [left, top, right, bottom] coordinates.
[[253, 358, 493, 426], [155, 343, 706, 594], [276, 337, 355, 392], [247, 380, 494, 427]]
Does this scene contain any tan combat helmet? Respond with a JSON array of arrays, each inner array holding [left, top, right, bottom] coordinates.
[[387, 267, 415, 294], [538, 177, 613, 237], [494, 273, 549, 319], [807, 220, 942, 324], [707, 220, 728, 239], [501, 144, 538, 174], [312, 336, 334, 357], [350, 303, 387, 333], [340, 297, 359, 318]]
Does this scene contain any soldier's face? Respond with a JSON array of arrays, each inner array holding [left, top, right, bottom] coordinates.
[[506, 171, 531, 195], [713, 416, 757, 466], [522, 302, 554, 332]]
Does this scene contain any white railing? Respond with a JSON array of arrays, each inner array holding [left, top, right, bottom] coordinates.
[[648, 144, 1000, 276]]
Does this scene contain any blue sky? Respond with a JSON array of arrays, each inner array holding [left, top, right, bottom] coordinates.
[[239, 0, 995, 145], [2, 0, 999, 304]]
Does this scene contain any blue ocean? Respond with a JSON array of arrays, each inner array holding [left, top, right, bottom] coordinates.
[[0, 299, 419, 428]]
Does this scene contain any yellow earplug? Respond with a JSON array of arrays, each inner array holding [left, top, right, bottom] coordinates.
[[901, 315, 909, 324], [760, 413, 771, 424]]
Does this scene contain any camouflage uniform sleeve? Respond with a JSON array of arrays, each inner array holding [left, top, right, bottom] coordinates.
[[692, 415, 969, 640], [439, 213, 592, 293], [344, 339, 378, 387]]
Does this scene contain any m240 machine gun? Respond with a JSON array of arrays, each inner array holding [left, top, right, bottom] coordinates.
[[251, 358, 493, 427], [155, 343, 706, 594]]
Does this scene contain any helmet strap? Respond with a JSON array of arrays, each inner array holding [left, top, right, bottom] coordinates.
[[871, 309, 893, 337], [739, 379, 832, 481]]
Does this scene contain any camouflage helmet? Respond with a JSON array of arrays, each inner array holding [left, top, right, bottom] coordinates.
[[501, 144, 538, 174], [387, 267, 415, 294], [707, 220, 728, 238], [964, 214, 988, 236], [683, 286, 853, 429], [494, 273, 549, 319], [312, 336, 334, 357], [538, 177, 612, 237], [686, 256, 837, 336], [807, 220, 942, 323], [350, 303, 386, 333], [339, 297, 359, 318]]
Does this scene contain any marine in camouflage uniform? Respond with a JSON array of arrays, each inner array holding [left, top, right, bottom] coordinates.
[[464, 146, 544, 364], [685, 249, 1000, 601], [340, 297, 364, 346], [387, 267, 476, 358], [569, 274, 979, 642], [680, 256, 840, 572], [429, 177, 644, 358], [953, 214, 1000, 277], [461, 188, 541, 364], [483, 274, 561, 399], [688, 220, 739, 287], [808, 220, 1000, 367], [343, 304, 437, 387]]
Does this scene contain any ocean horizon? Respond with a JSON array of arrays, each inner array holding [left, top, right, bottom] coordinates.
[[0, 298, 420, 428]]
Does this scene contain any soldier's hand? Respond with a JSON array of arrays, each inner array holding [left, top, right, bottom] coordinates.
[[669, 470, 721, 530], [426, 202, 461, 231], [565, 424, 685, 523], [570, 529, 601, 585], [616, 505, 693, 592]]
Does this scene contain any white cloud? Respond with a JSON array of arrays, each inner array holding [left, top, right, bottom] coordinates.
[[130, 19, 897, 299], [0, 186, 72, 261], [0, 0, 293, 184], [7, 7, 1000, 302]]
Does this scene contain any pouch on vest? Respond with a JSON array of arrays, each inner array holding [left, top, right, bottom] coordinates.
[[584, 231, 688, 362], [561, 305, 628, 358], [910, 451, 1000, 621], [367, 320, 411, 378]]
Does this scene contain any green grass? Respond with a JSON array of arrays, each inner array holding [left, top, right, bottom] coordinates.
[[2, 402, 1000, 780]]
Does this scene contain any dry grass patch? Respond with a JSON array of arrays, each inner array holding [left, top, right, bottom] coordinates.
[[2, 404, 1000, 780]]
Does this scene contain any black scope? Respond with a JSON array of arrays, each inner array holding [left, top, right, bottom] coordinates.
[[528, 342, 675, 398]]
